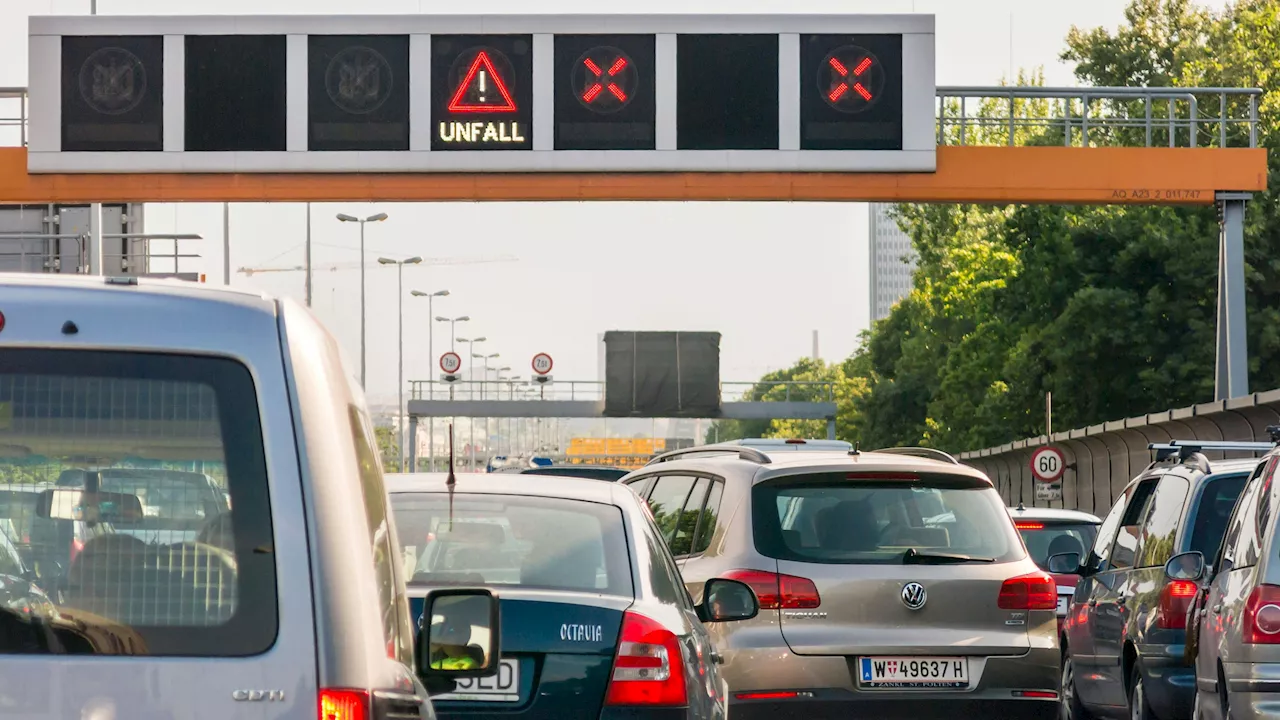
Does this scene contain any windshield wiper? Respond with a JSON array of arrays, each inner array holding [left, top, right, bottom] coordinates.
[[902, 548, 995, 564]]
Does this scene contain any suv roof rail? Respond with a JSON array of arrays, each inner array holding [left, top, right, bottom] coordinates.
[[1149, 439, 1276, 462], [873, 447, 961, 465], [645, 445, 772, 466]]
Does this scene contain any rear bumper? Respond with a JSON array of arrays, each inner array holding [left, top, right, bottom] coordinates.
[[1221, 661, 1280, 720], [729, 694, 1057, 720]]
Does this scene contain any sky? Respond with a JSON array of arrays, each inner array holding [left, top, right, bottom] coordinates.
[[1, 0, 1230, 408]]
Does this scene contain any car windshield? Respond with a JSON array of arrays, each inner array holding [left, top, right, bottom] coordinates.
[[1013, 521, 1099, 571], [390, 492, 634, 597], [753, 473, 1025, 564]]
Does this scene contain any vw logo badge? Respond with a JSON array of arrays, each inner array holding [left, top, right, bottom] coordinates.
[[901, 582, 927, 610]]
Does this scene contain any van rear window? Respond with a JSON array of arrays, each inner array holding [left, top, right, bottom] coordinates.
[[0, 349, 276, 656], [753, 473, 1025, 564]]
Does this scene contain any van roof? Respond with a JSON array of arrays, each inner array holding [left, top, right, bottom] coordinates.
[[384, 472, 624, 506]]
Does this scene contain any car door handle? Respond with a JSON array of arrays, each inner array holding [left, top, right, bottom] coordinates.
[[710, 651, 724, 665]]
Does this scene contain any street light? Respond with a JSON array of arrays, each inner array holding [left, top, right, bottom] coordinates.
[[412, 289, 449, 471], [472, 352, 500, 464], [458, 337, 487, 469], [379, 256, 423, 472], [436, 315, 470, 352], [336, 211, 389, 388]]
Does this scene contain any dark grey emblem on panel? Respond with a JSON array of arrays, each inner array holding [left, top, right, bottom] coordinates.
[[79, 46, 146, 116], [325, 46, 392, 115]]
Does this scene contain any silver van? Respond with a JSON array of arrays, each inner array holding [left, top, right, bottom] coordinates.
[[0, 274, 502, 719]]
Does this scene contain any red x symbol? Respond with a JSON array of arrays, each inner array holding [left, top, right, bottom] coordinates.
[[583, 56, 629, 103], [828, 56, 874, 102]]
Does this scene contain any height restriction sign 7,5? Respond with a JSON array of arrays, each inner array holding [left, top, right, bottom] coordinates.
[[1030, 446, 1066, 483], [440, 351, 463, 375], [532, 353, 553, 375], [432, 35, 533, 151]]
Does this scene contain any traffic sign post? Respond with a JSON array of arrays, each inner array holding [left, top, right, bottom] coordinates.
[[1030, 446, 1065, 483]]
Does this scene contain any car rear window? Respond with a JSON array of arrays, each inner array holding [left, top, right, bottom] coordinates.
[[0, 349, 276, 656], [1013, 522, 1099, 571], [753, 472, 1025, 564], [1189, 472, 1249, 559], [391, 492, 634, 597]]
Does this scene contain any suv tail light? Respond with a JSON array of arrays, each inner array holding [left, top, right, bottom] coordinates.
[[1244, 585, 1280, 644], [604, 611, 687, 707], [998, 572, 1056, 610], [1157, 580, 1198, 630], [319, 689, 369, 720], [723, 569, 820, 609]]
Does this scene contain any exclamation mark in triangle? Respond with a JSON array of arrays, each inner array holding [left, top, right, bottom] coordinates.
[[447, 51, 517, 113]]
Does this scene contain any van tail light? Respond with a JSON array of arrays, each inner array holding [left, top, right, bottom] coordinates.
[[1014, 521, 1044, 530], [319, 689, 369, 720], [604, 611, 687, 707], [1157, 580, 1198, 630], [69, 538, 85, 565], [723, 569, 821, 609], [998, 572, 1057, 610], [1244, 585, 1280, 644]]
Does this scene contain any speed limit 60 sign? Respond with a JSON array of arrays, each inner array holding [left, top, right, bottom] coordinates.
[[532, 353, 553, 375], [1030, 446, 1066, 483]]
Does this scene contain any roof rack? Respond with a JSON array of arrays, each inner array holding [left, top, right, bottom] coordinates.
[[645, 445, 772, 466], [874, 447, 962, 465], [1149, 439, 1276, 462]]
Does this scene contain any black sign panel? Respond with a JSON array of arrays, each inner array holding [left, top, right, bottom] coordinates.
[[61, 36, 163, 152], [677, 35, 778, 151], [431, 35, 533, 151], [308, 35, 409, 152], [185, 35, 287, 152], [554, 34, 655, 151], [801, 34, 903, 151]]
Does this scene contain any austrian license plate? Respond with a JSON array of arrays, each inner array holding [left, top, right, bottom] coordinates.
[[859, 657, 969, 688], [434, 658, 520, 702]]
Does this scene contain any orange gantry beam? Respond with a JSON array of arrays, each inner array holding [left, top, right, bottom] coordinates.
[[0, 146, 1266, 205]]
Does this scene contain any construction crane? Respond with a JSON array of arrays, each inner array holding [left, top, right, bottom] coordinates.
[[236, 254, 517, 277]]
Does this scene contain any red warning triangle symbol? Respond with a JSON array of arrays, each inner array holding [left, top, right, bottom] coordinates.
[[447, 51, 517, 113]]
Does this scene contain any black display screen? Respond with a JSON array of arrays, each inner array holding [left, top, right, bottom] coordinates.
[[800, 34, 903, 150], [554, 34, 655, 151], [185, 35, 287, 152], [676, 34, 778, 151], [61, 35, 164, 152], [431, 35, 533, 151], [308, 35, 409, 152]]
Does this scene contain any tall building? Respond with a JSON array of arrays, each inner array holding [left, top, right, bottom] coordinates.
[[869, 202, 917, 321]]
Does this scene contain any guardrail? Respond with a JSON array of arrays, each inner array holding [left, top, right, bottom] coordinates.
[[408, 379, 837, 404], [937, 86, 1262, 148], [0, 88, 26, 149]]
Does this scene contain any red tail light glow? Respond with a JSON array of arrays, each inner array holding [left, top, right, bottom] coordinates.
[[0, 310, 6, 333], [604, 611, 687, 707], [1244, 585, 1280, 644], [1013, 690, 1058, 699], [723, 569, 820, 609], [736, 691, 800, 700], [1014, 521, 1044, 530], [319, 689, 369, 720], [69, 538, 85, 565], [1157, 580, 1198, 630], [998, 572, 1057, 610]]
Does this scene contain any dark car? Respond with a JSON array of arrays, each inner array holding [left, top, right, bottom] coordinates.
[[386, 471, 759, 720], [1053, 440, 1265, 720], [494, 465, 631, 482]]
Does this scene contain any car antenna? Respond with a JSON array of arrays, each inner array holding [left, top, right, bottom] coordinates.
[[446, 423, 456, 530], [849, 441, 861, 457], [1016, 501, 1025, 511]]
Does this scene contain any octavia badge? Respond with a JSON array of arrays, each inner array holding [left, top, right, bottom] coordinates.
[[901, 582, 927, 610]]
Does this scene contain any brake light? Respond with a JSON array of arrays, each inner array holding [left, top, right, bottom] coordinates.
[[736, 691, 800, 700], [604, 611, 687, 706], [998, 572, 1056, 610], [785, 439, 806, 444], [1244, 585, 1280, 644], [69, 538, 85, 565], [723, 569, 820, 609], [1014, 521, 1044, 530], [319, 689, 369, 720], [846, 473, 919, 480], [1157, 580, 1198, 630], [0, 310, 5, 333]]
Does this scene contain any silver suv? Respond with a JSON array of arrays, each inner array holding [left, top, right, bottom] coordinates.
[[618, 443, 1060, 720]]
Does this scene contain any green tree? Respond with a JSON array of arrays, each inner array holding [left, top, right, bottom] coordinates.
[[375, 426, 400, 472]]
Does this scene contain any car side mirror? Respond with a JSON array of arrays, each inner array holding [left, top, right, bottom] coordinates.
[[697, 578, 760, 623], [1047, 552, 1082, 575], [417, 588, 501, 690], [1165, 551, 1205, 582]]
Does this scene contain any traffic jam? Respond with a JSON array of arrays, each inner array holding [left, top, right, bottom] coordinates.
[[1, 275, 1279, 720]]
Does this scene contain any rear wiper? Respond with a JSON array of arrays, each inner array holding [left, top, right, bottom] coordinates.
[[902, 548, 995, 564]]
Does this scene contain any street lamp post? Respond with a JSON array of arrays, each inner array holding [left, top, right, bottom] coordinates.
[[436, 315, 470, 352], [413, 290, 450, 471], [336, 211, 388, 388], [457, 337, 487, 468], [474, 352, 500, 463], [379, 256, 423, 472]]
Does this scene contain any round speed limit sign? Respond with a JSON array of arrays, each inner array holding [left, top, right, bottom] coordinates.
[[440, 351, 462, 375], [532, 352, 553, 375], [1030, 446, 1066, 483]]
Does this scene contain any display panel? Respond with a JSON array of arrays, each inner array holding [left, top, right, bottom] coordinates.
[[554, 34, 655, 151], [800, 34, 903, 150], [676, 34, 778, 151], [61, 35, 164, 152], [185, 35, 287, 152], [431, 35, 533, 151], [308, 35, 410, 152]]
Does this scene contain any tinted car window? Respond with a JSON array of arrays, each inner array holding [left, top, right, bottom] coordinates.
[[669, 478, 709, 556], [625, 476, 656, 500], [1015, 522, 1098, 571], [391, 492, 633, 597], [753, 473, 1024, 564], [1137, 476, 1189, 568], [1188, 472, 1248, 559], [0, 349, 277, 656], [1224, 464, 1266, 569], [647, 476, 698, 545], [1090, 494, 1129, 568], [1109, 479, 1158, 571], [693, 481, 724, 554]]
